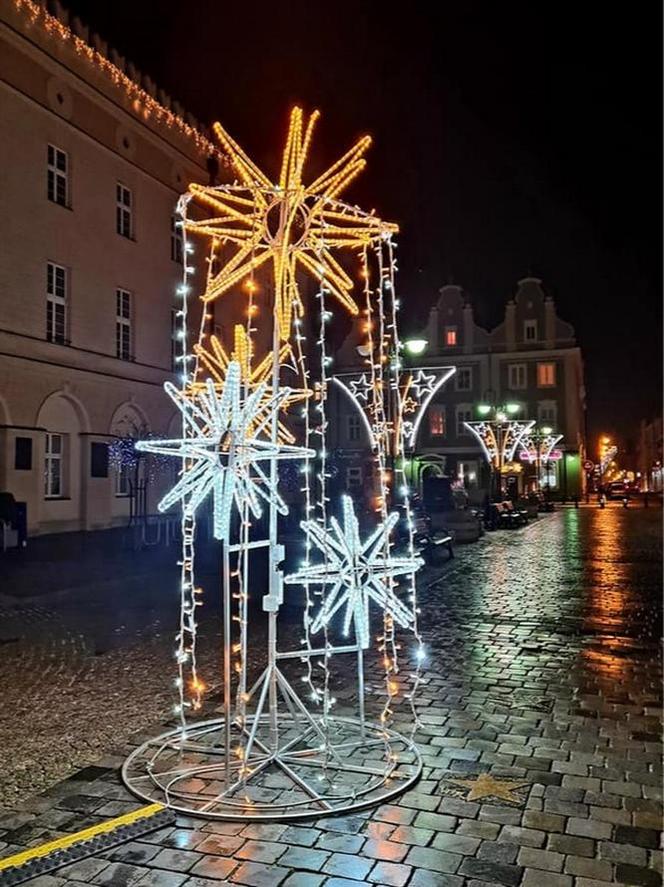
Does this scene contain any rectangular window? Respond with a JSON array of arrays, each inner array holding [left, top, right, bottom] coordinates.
[[508, 363, 527, 390], [538, 401, 558, 426], [15, 437, 33, 471], [445, 326, 457, 346], [429, 405, 445, 436], [347, 413, 361, 442], [171, 215, 184, 263], [46, 262, 67, 344], [116, 462, 131, 496], [116, 289, 132, 360], [524, 319, 538, 342], [116, 183, 133, 238], [346, 466, 363, 489], [44, 432, 63, 498], [47, 144, 68, 207], [455, 366, 473, 391], [456, 406, 472, 436], [537, 362, 556, 387]]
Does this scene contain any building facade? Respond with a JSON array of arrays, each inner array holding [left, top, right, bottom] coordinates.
[[0, 0, 224, 534], [636, 417, 663, 492], [330, 277, 586, 501]]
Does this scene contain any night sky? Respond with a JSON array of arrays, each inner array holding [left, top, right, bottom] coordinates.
[[66, 1, 662, 446]]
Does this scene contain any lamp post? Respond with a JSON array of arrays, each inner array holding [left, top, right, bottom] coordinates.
[[465, 402, 533, 500]]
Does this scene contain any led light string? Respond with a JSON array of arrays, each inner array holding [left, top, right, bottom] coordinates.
[[373, 241, 401, 730], [385, 237, 425, 737], [172, 194, 208, 729], [314, 220, 335, 775], [14, 0, 222, 158]]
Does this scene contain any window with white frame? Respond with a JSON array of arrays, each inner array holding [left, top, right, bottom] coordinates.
[[524, 319, 538, 342], [44, 432, 64, 498], [455, 366, 473, 391], [429, 405, 445, 436], [116, 183, 133, 238], [116, 462, 131, 496], [346, 466, 363, 489], [171, 214, 184, 263], [537, 361, 556, 387], [116, 289, 132, 360], [46, 262, 67, 344], [508, 363, 527, 390], [538, 401, 557, 426], [347, 413, 361, 442], [47, 145, 68, 207], [456, 405, 472, 436]]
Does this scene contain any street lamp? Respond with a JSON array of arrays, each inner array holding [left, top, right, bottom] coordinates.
[[465, 402, 534, 500], [403, 338, 428, 356]]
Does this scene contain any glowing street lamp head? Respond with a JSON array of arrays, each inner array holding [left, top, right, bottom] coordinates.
[[404, 338, 428, 356], [541, 425, 553, 436], [477, 404, 492, 416], [506, 403, 521, 415]]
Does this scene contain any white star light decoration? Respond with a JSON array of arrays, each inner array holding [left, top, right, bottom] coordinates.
[[411, 370, 437, 398], [284, 495, 422, 649], [136, 362, 314, 540], [349, 373, 372, 403]]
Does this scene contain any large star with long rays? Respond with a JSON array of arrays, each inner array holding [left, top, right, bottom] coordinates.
[[192, 324, 309, 444], [184, 107, 398, 340], [284, 495, 421, 649], [136, 362, 313, 540]]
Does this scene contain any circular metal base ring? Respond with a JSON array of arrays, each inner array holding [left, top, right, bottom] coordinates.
[[122, 714, 422, 821]]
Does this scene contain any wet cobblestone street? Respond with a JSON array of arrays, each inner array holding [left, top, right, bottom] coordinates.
[[0, 506, 661, 886]]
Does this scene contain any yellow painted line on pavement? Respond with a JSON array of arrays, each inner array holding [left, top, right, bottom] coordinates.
[[0, 802, 164, 872]]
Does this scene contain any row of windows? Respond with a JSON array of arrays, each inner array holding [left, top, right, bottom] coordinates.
[[46, 262, 140, 360], [427, 401, 558, 438], [447, 362, 557, 392], [23, 433, 131, 499], [46, 144, 184, 260], [442, 319, 543, 348]]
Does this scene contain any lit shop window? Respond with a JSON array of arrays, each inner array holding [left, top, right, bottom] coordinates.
[[445, 326, 457, 346]]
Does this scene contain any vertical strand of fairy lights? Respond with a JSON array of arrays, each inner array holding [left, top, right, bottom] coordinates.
[[373, 239, 399, 731], [314, 216, 334, 770], [386, 236, 424, 738], [293, 269, 319, 705], [173, 195, 209, 729], [234, 249, 257, 775]]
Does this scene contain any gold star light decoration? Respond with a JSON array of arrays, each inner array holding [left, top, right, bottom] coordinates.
[[192, 324, 309, 444], [185, 107, 398, 340]]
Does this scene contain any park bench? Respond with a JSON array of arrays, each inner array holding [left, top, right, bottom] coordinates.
[[422, 529, 454, 565]]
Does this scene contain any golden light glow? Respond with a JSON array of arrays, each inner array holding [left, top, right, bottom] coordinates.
[[192, 324, 309, 443], [185, 107, 398, 340]]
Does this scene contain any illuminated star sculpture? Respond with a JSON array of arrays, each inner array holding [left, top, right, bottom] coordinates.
[[185, 107, 398, 340], [349, 373, 373, 403], [193, 324, 310, 444], [284, 495, 422, 649], [136, 362, 313, 540]]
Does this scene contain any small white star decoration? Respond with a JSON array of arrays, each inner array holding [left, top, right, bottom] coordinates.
[[136, 361, 313, 540], [284, 495, 422, 649], [411, 370, 437, 398], [349, 373, 373, 403]]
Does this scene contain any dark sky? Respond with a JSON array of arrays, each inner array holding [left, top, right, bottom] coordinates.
[[66, 1, 662, 445]]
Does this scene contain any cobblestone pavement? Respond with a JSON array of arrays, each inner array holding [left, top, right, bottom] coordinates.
[[0, 506, 661, 886]]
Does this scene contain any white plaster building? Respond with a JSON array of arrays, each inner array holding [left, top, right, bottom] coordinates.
[[0, 0, 224, 534]]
